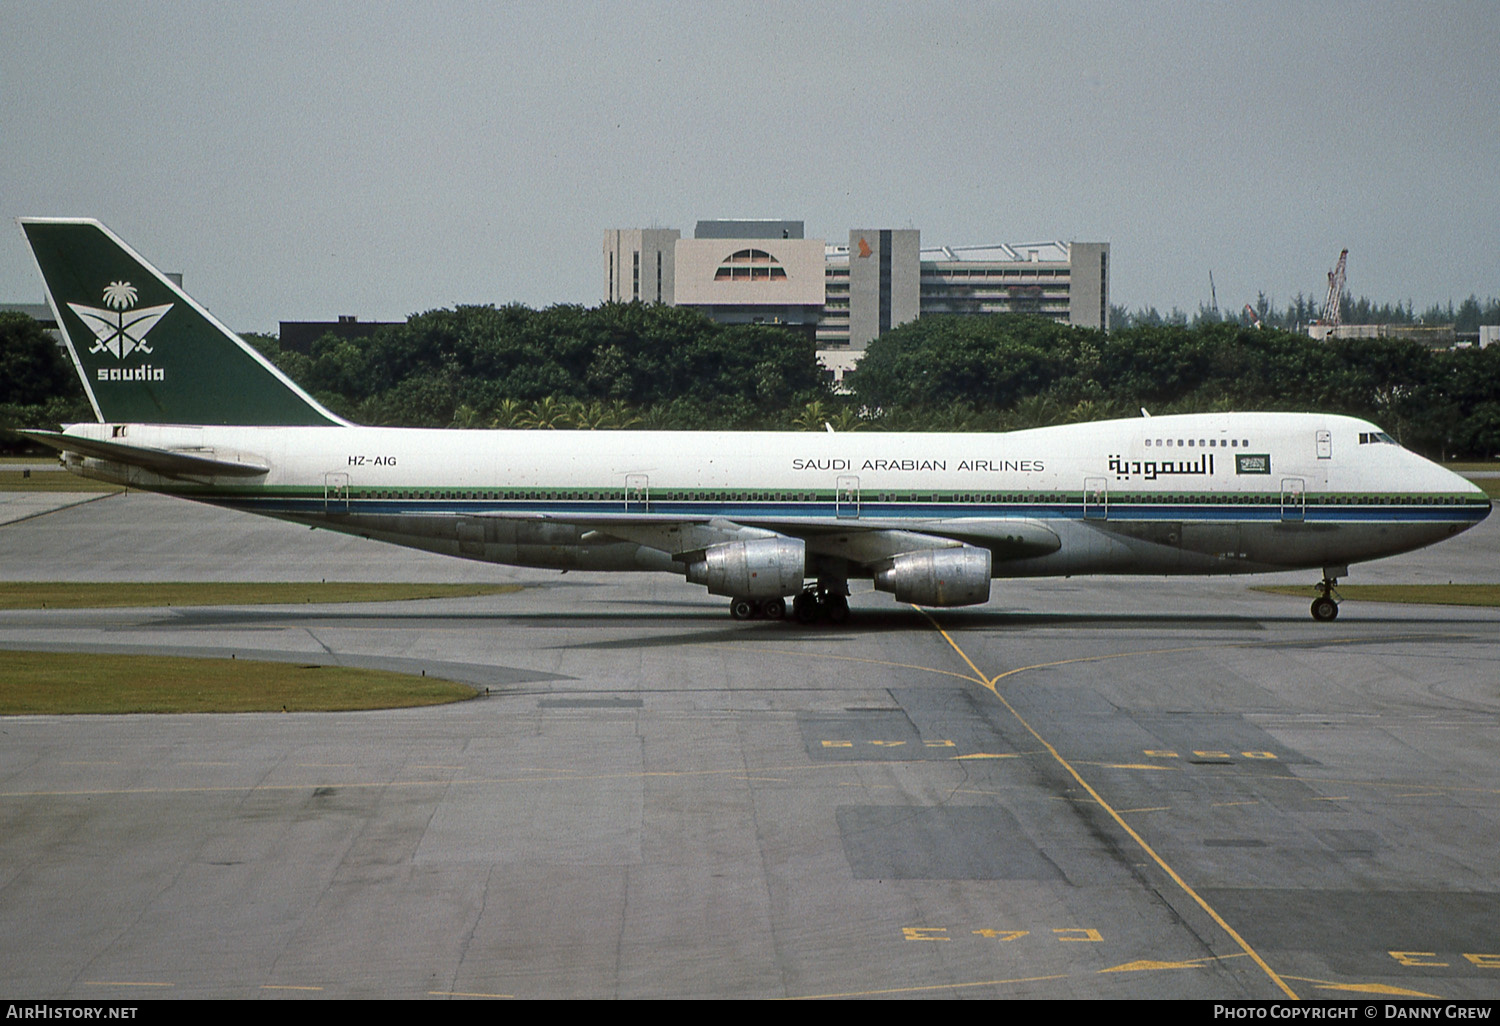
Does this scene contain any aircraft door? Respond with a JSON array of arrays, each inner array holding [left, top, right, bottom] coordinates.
[[1316, 429, 1332, 459], [624, 473, 649, 513], [1280, 477, 1306, 522], [324, 472, 350, 515], [836, 474, 860, 519], [1083, 476, 1108, 520]]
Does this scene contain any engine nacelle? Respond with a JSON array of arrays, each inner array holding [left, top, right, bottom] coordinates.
[[873, 546, 992, 607], [686, 537, 806, 598]]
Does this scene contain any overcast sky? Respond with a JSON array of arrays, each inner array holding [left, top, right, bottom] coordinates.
[[3, 1, 1496, 333]]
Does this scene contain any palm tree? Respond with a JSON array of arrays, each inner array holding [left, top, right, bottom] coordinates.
[[826, 407, 865, 432], [488, 398, 526, 429], [791, 399, 828, 431], [570, 400, 611, 430], [516, 396, 572, 429], [604, 400, 642, 429]]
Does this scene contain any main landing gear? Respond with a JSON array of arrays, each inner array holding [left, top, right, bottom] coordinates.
[[791, 584, 849, 625], [729, 595, 785, 621], [727, 584, 850, 625], [1311, 573, 1342, 622]]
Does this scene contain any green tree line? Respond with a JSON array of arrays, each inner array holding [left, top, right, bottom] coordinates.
[[1114, 293, 1500, 333], [6, 303, 1500, 460], [0, 312, 94, 442], [848, 314, 1500, 459], [246, 302, 825, 429]]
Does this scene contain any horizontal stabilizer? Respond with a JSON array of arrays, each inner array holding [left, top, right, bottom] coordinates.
[[20, 430, 270, 478]]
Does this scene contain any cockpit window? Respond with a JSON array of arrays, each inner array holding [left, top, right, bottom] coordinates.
[[1358, 432, 1398, 445]]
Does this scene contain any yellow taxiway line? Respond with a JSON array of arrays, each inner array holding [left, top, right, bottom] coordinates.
[[918, 608, 1301, 1001]]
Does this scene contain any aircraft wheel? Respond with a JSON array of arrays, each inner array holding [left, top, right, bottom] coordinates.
[[762, 596, 786, 621], [793, 592, 821, 624], [825, 593, 850, 624], [1310, 596, 1338, 622], [730, 597, 757, 620]]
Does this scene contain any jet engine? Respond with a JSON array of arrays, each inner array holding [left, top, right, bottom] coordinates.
[[686, 537, 806, 598], [873, 546, 992, 607]]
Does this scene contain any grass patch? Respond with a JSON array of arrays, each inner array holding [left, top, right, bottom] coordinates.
[[0, 469, 122, 493], [1472, 479, 1500, 499], [0, 650, 474, 714], [1445, 461, 1500, 473], [0, 581, 523, 610], [1254, 584, 1500, 607]]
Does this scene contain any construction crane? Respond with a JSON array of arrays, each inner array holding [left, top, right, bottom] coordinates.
[[1318, 248, 1348, 329]]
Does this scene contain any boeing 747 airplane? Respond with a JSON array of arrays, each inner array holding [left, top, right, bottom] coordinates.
[[16, 218, 1490, 623]]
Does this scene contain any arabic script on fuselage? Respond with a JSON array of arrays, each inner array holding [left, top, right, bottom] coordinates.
[[1108, 454, 1215, 481]]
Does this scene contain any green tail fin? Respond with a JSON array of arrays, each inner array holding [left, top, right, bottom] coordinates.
[[20, 218, 344, 426]]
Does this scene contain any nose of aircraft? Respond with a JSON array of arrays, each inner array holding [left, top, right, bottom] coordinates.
[[1443, 459, 1491, 497], [1469, 478, 1493, 519], [1443, 462, 1491, 523], [1399, 445, 1492, 529]]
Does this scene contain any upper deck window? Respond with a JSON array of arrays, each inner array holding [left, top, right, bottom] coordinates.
[[1145, 437, 1251, 448]]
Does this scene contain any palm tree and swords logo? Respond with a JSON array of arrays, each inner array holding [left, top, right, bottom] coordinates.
[[67, 281, 173, 360]]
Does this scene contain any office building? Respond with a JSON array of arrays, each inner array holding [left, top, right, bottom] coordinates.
[[605, 220, 1110, 380]]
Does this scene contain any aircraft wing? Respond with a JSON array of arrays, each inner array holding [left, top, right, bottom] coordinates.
[[20, 430, 271, 479], [510, 510, 1060, 566], [727, 515, 1060, 564]]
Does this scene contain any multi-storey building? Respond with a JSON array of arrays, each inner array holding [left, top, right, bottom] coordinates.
[[604, 220, 1109, 381]]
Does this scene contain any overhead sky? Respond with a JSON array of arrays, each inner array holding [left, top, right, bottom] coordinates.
[[3, 1, 1496, 333]]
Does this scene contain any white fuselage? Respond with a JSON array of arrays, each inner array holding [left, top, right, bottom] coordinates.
[[59, 411, 1488, 585]]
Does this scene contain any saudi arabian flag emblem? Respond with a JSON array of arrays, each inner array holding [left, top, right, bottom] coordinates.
[[67, 281, 174, 360]]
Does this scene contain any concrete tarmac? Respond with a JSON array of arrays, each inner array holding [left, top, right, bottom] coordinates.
[[2, 493, 1499, 999]]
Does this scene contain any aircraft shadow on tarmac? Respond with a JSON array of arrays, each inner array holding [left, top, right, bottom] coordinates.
[[111, 603, 1489, 656], [17, 599, 1488, 665], [142, 602, 1498, 630], [553, 609, 1489, 651]]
